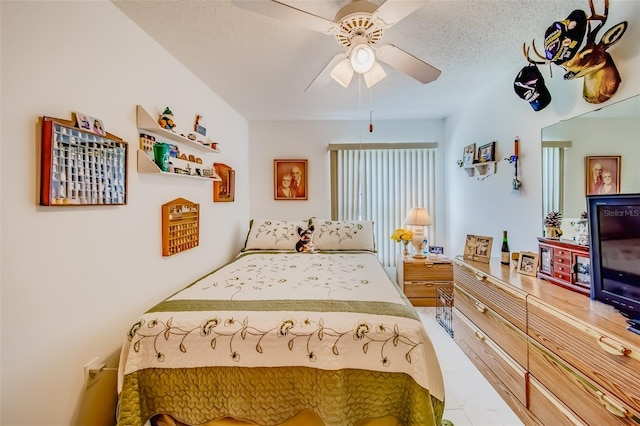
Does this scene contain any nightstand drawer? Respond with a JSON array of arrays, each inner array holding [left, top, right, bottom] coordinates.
[[404, 281, 451, 298], [404, 262, 453, 281]]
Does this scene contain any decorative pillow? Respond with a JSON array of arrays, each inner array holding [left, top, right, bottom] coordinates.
[[309, 218, 376, 251], [243, 219, 309, 251], [295, 225, 315, 253]]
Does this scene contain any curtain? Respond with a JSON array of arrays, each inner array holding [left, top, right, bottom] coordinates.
[[330, 145, 437, 267]]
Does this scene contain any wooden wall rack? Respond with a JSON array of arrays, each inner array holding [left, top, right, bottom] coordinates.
[[40, 115, 128, 206], [162, 198, 199, 256]]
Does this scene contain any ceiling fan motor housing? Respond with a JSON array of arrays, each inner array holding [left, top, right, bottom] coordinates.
[[334, 1, 383, 48]]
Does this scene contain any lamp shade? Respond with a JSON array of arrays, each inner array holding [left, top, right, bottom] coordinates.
[[404, 207, 432, 226]]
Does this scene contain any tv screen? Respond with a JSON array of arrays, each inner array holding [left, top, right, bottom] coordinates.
[[588, 194, 640, 327]]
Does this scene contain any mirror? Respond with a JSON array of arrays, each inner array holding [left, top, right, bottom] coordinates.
[[541, 95, 640, 239]]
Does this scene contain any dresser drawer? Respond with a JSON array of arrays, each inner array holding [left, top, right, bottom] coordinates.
[[529, 339, 640, 425], [453, 308, 527, 407], [528, 297, 640, 414], [529, 375, 588, 426], [404, 262, 453, 282], [404, 281, 450, 298], [553, 248, 572, 262], [453, 261, 527, 332], [454, 285, 527, 367]]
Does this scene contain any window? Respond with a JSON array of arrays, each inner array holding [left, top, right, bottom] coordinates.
[[329, 143, 437, 267]]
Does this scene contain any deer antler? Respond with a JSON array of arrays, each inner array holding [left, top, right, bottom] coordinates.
[[585, 0, 609, 43], [522, 42, 547, 65]]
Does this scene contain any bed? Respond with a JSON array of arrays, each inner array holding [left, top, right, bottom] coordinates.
[[117, 219, 446, 426]]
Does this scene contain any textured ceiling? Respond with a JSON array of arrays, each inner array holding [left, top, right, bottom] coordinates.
[[114, 0, 605, 121]]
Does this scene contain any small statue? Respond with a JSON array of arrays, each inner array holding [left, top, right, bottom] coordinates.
[[158, 107, 176, 132]]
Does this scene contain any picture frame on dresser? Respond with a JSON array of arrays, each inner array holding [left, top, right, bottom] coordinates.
[[517, 251, 538, 276], [463, 234, 492, 263]]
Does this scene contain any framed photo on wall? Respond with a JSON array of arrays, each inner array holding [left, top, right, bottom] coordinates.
[[585, 155, 621, 195], [274, 159, 308, 200], [463, 234, 493, 263], [478, 141, 496, 162]]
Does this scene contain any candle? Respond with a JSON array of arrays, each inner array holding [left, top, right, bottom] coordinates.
[[514, 137, 519, 157]]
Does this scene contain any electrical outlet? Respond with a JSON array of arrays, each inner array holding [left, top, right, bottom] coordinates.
[[83, 357, 105, 389]]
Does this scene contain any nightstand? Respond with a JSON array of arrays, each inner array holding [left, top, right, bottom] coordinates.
[[396, 253, 453, 306]]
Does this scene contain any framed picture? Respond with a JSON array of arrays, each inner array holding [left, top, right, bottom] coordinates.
[[463, 234, 493, 263], [213, 163, 235, 202], [585, 155, 621, 195], [478, 141, 496, 162], [517, 251, 539, 276], [463, 143, 476, 165], [274, 159, 307, 200], [429, 245, 444, 255], [75, 112, 105, 135]]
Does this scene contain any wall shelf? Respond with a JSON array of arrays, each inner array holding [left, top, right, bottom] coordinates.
[[137, 150, 221, 181], [136, 105, 220, 154], [462, 161, 496, 179]]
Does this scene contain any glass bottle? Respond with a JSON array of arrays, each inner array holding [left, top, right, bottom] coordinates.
[[501, 231, 510, 265]]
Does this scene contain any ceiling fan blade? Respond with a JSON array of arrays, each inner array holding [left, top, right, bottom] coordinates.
[[305, 53, 349, 92], [231, 0, 340, 35], [375, 44, 441, 84], [372, 0, 428, 29]]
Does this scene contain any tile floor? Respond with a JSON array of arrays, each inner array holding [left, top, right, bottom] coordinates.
[[415, 307, 524, 426]]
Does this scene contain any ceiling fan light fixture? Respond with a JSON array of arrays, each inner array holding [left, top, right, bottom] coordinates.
[[364, 61, 387, 88], [350, 44, 375, 74], [330, 58, 355, 87]]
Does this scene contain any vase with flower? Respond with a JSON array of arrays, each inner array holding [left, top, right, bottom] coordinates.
[[391, 228, 414, 256]]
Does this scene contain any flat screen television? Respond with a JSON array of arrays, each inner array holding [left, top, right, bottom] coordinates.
[[587, 193, 640, 335]]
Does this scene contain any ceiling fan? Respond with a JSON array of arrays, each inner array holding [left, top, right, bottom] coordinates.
[[231, 0, 441, 90]]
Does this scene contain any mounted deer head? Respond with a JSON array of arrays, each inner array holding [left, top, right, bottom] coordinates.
[[523, 0, 628, 104]]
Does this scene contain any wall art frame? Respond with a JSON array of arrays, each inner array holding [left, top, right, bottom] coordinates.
[[585, 155, 621, 195], [274, 159, 308, 200], [463, 234, 493, 263], [213, 163, 235, 202]]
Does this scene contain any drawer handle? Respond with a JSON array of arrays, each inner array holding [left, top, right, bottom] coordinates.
[[557, 258, 563, 263], [596, 391, 629, 418], [473, 331, 486, 342], [475, 302, 487, 313], [474, 272, 486, 281], [424, 263, 434, 268], [596, 335, 632, 357]]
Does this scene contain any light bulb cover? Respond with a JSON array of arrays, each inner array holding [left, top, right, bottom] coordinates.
[[350, 44, 375, 74]]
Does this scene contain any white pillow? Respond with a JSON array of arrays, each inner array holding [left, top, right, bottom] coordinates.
[[243, 219, 310, 251], [310, 218, 376, 251]]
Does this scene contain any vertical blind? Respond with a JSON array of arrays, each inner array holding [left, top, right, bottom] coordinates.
[[541, 144, 565, 222], [330, 145, 437, 267]]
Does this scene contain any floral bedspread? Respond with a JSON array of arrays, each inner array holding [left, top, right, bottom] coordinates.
[[117, 251, 445, 426]]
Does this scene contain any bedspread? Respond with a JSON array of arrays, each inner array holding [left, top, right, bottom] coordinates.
[[117, 251, 445, 426]]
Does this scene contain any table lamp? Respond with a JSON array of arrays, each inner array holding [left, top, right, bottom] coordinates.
[[404, 207, 432, 258]]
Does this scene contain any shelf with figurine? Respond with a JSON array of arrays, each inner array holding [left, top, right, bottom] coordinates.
[[458, 141, 497, 179], [137, 150, 221, 181], [462, 161, 496, 178], [136, 105, 221, 153]]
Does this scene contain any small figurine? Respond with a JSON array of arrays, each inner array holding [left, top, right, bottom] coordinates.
[[158, 107, 176, 132]]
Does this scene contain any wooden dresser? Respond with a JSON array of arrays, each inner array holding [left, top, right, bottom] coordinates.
[[396, 254, 453, 306], [453, 256, 640, 425]]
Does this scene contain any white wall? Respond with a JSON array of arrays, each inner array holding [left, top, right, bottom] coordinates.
[[1, 2, 248, 425], [247, 119, 448, 247], [444, 0, 640, 257]]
